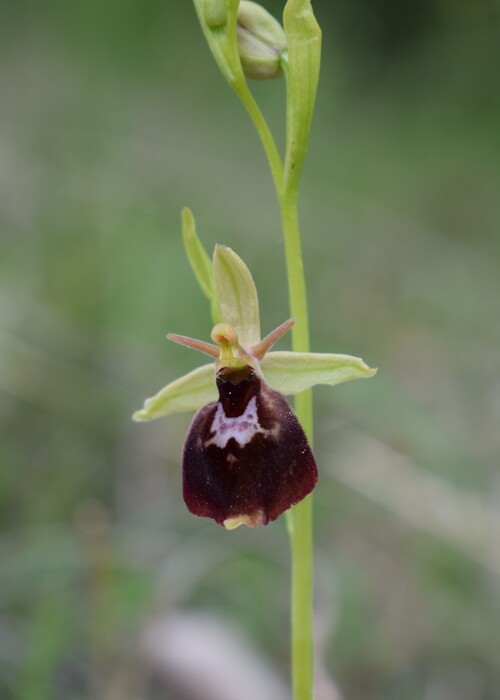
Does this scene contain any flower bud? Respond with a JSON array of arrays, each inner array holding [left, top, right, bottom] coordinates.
[[202, 0, 228, 28], [236, 1, 287, 80]]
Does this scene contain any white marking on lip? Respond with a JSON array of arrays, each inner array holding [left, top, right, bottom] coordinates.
[[205, 396, 266, 449]]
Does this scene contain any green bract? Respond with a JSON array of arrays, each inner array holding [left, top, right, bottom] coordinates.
[[182, 207, 213, 301], [133, 227, 375, 422], [283, 0, 321, 191], [193, 0, 242, 87], [182, 207, 221, 323]]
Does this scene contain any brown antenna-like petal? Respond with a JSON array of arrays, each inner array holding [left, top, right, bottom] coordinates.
[[167, 333, 220, 359], [251, 318, 295, 360]]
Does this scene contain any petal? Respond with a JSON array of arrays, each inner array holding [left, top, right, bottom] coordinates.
[[132, 364, 216, 422], [282, 0, 321, 190], [261, 351, 376, 395], [213, 244, 261, 348]]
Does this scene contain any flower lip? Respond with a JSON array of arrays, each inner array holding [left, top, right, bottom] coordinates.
[[182, 358, 318, 527]]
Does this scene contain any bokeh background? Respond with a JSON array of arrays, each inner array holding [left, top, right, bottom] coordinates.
[[1, 1, 499, 699]]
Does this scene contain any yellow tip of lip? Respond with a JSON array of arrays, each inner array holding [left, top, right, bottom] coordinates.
[[223, 511, 265, 530]]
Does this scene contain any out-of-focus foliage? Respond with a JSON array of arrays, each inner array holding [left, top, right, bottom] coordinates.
[[0, 1, 499, 699]]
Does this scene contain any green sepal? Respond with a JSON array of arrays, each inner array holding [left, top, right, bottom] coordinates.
[[261, 351, 376, 395], [132, 350, 376, 421], [181, 207, 221, 323], [282, 0, 321, 192], [132, 363, 216, 422], [213, 244, 261, 348]]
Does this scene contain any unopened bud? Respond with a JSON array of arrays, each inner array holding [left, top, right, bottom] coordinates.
[[236, 1, 287, 80], [202, 0, 228, 28]]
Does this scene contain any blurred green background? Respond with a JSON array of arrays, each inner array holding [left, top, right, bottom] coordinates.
[[1, 1, 499, 698]]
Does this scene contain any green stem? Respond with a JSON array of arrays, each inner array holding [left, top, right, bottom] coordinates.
[[195, 3, 319, 697], [232, 56, 314, 700], [280, 188, 314, 700], [279, 189, 310, 355], [233, 81, 284, 194]]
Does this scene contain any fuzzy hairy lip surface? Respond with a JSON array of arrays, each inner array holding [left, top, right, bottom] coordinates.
[[182, 372, 318, 527]]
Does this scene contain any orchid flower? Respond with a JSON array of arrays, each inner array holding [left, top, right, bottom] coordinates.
[[133, 209, 375, 529]]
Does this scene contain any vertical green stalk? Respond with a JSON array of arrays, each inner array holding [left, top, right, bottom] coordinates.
[[277, 6, 321, 688], [280, 187, 314, 700], [240, 79, 316, 700], [233, 38, 316, 700], [230, 86, 314, 699], [232, 117, 314, 700], [192, 2, 321, 698]]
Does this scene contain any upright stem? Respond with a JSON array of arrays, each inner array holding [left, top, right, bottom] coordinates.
[[195, 3, 320, 697], [234, 82, 284, 195], [279, 189, 310, 355], [234, 59, 314, 700], [280, 188, 314, 700]]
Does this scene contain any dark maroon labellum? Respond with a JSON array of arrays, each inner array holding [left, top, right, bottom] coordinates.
[[182, 364, 318, 527]]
